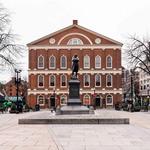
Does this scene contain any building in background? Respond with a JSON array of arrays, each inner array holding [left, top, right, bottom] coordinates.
[[4, 77, 28, 102], [122, 68, 139, 102], [27, 20, 123, 109], [139, 68, 150, 100]]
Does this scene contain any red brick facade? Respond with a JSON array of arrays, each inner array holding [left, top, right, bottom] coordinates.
[[27, 20, 123, 109], [4, 77, 28, 100]]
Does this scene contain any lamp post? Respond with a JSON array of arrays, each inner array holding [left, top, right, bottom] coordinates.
[[147, 88, 150, 100], [146, 88, 150, 111], [15, 69, 22, 112], [92, 88, 96, 109], [53, 88, 56, 110]]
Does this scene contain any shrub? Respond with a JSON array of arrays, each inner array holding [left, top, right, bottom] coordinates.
[[122, 102, 128, 111], [9, 103, 17, 113], [133, 102, 141, 112], [23, 104, 30, 112]]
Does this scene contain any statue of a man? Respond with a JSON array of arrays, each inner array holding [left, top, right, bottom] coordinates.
[[72, 54, 79, 78]]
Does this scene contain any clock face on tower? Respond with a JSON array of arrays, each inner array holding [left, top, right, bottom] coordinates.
[[49, 38, 55, 44], [95, 38, 101, 44]]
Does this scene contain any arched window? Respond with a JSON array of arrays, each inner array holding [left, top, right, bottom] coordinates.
[[67, 38, 83, 45], [37, 95, 45, 105], [84, 74, 90, 87], [95, 74, 101, 87], [106, 56, 112, 68], [95, 55, 101, 68], [60, 55, 67, 69], [106, 95, 113, 105], [49, 75, 55, 87], [106, 74, 112, 87], [83, 94, 90, 105], [38, 55, 44, 69], [38, 75, 44, 87], [60, 95, 67, 105], [49, 55, 56, 69], [84, 55, 90, 69], [61, 74, 67, 87]]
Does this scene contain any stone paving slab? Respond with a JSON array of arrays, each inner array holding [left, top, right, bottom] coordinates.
[[49, 124, 150, 150], [1, 109, 150, 150]]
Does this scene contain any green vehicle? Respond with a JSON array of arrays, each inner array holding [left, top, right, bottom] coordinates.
[[3, 101, 12, 108]]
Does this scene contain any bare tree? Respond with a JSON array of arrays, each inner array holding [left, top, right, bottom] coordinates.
[[125, 35, 150, 74], [0, 4, 24, 69]]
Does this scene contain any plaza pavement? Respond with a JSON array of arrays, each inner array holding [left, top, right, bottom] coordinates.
[[0, 109, 150, 150]]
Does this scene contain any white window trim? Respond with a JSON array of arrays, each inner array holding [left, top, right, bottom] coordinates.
[[95, 74, 101, 87], [83, 94, 90, 105], [37, 95, 45, 106], [58, 32, 93, 45], [67, 38, 83, 45], [84, 55, 90, 69], [95, 55, 101, 69], [106, 74, 113, 87], [49, 55, 56, 69], [38, 55, 44, 69], [106, 55, 112, 68], [60, 55, 67, 69], [60, 95, 67, 105], [49, 75, 56, 87], [60, 74, 67, 88], [106, 94, 113, 105], [38, 75, 44, 88], [84, 74, 90, 87]]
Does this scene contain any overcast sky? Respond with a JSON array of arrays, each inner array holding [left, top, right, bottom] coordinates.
[[0, 0, 150, 82]]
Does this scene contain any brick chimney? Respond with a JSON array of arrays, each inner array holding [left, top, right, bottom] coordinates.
[[73, 20, 78, 25]]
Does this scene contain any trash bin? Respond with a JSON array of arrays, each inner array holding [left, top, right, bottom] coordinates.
[[35, 104, 40, 111]]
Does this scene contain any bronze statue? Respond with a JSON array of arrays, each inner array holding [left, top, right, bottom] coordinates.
[[72, 54, 79, 78]]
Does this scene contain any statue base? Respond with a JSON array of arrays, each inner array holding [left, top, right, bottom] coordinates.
[[56, 105, 94, 115], [56, 77, 94, 115], [67, 78, 81, 105]]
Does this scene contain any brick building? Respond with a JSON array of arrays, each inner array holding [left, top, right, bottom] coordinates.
[[4, 77, 28, 101], [27, 20, 123, 109]]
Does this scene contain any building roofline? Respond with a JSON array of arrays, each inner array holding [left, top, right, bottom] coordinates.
[[27, 21, 123, 46]]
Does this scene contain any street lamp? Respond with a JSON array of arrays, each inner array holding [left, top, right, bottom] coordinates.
[[146, 88, 150, 111], [15, 69, 22, 112], [53, 88, 56, 110], [92, 88, 96, 109], [147, 88, 150, 99]]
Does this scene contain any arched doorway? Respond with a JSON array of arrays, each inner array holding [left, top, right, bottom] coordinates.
[[95, 95, 101, 108]]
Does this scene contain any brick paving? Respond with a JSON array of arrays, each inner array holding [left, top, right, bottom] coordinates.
[[0, 109, 150, 150]]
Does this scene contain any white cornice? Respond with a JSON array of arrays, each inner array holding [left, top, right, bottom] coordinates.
[[58, 32, 93, 45], [28, 89, 122, 95], [28, 45, 121, 50], [28, 69, 122, 75]]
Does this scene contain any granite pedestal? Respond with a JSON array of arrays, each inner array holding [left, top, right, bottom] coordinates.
[[57, 77, 93, 115]]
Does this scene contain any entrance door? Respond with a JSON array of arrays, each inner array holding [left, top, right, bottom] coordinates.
[[50, 96, 55, 108], [95, 96, 101, 107]]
